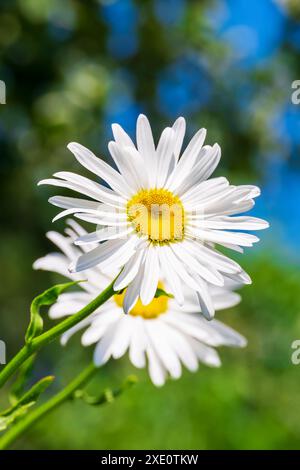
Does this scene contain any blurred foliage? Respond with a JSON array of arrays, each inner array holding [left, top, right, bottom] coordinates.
[[0, 0, 300, 450]]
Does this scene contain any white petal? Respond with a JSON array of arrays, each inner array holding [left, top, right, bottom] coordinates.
[[181, 177, 229, 206], [123, 270, 143, 314], [49, 196, 101, 211], [167, 128, 207, 191], [156, 127, 176, 187], [162, 245, 203, 292], [157, 320, 198, 372], [112, 123, 135, 148], [82, 308, 120, 346], [210, 290, 241, 310], [129, 317, 147, 368], [172, 116, 186, 162], [146, 345, 166, 387], [70, 236, 138, 273], [140, 246, 160, 305], [75, 226, 133, 245], [114, 248, 145, 291], [146, 321, 182, 379], [39, 172, 124, 208], [67, 142, 133, 197], [183, 239, 241, 275], [195, 277, 215, 320], [46, 231, 78, 259], [171, 243, 224, 287], [195, 215, 269, 231], [175, 143, 221, 195], [187, 227, 259, 247], [61, 316, 95, 346], [136, 114, 156, 185], [108, 141, 142, 191], [208, 319, 247, 347], [48, 293, 90, 319], [191, 340, 221, 367], [111, 315, 133, 359], [158, 248, 184, 305], [33, 253, 70, 279], [93, 321, 118, 366]]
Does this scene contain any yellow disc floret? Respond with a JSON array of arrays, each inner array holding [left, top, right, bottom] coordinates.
[[127, 188, 185, 243], [114, 282, 169, 319]]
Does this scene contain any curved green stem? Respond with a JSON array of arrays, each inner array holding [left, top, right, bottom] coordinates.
[[0, 363, 97, 450], [0, 280, 116, 388]]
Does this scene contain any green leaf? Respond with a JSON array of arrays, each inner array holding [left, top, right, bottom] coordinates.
[[74, 375, 138, 406], [9, 355, 37, 405], [0, 376, 54, 432], [25, 281, 84, 344], [154, 288, 174, 299], [0, 403, 34, 432]]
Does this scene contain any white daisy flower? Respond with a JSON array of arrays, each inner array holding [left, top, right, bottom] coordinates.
[[39, 114, 268, 319], [34, 220, 246, 387]]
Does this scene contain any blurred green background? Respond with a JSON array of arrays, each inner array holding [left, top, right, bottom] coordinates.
[[1, 0, 300, 450]]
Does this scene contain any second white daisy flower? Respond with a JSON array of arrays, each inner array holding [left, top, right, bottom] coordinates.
[[34, 220, 246, 387]]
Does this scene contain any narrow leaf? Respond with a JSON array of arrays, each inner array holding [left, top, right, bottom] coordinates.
[[9, 355, 37, 405], [0, 376, 54, 432], [1, 376, 54, 418], [74, 375, 138, 406], [25, 281, 84, 343], [0, 403, 34, 432]]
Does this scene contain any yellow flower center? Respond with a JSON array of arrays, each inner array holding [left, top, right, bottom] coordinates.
[[127, 188, 185, 243], [114, 283, 169, 319]]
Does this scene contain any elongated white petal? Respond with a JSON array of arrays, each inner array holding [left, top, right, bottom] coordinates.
[[187, 227, 259, 247], [129, 317, 147, 368], [191, 340, 221, 367], [93, 322, 119, 366], [123, 145, 149, 188], [75, 226, 133, 245], [114, 248, 145, 291], [195, 276, 215, 320], [39, 172, 125, 208], [146, 321, 182, 379], [172, 116, 186, 162], [49, 196, 101, 211], [167, 128, 207, 191], [123, 270, 143, 314], [140, 246, 160, 305], [146, 345, 166, 386], [136, 114, 156, 184], [183, 239, 241, 275], [176, 144, 221, 195], [156, 127, 176, 187], [68, 142, 133, 197], [161, 323, 198, 372], [158, 247, 184, 305], [33, 254, 70, 279], [162, 245, 201, 292], [70, 236, 138, 273], [61, 316, 95, 347], [111, 315, 133, 359], [171, 243, 224, 287], [112, 123, 135, 148], [199, 215, 269, 231], [108, 141, 141, 191]]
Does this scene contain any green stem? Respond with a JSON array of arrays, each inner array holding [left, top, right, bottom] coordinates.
[[0, 363, 97, 450], [0, 280, 116, 388]]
